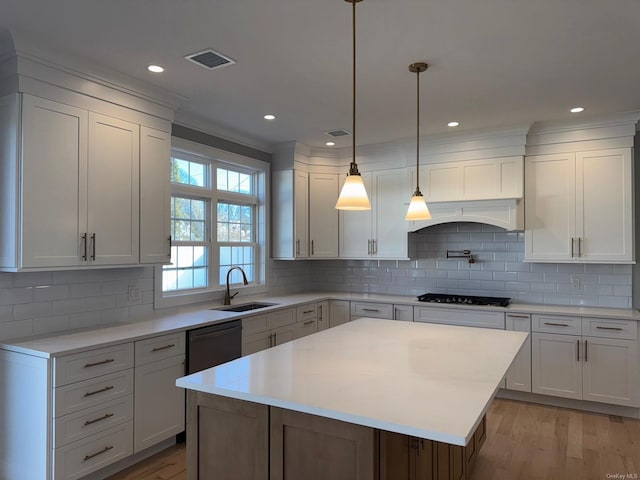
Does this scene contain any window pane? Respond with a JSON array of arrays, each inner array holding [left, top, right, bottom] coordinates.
[[174, 220, 191, 241], [239, 173, 252, 194], [172, 157, 206, 187], [217, 168, 228, 191], [220, 246, 231, 266], [218, 246, 255, 285], [177, 270, 194, 290], [217, 202, 253, 243], [217, 167, 253, 195], [191, 221, 205, 241], [163, 246, 209, 292], [194, 246, 207, 267], [193, 268, 207, 288]]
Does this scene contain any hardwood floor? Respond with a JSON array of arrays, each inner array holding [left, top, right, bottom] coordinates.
[[107, 398, 640, 480]]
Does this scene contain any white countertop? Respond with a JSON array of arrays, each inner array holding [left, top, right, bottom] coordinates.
[[176, 318, 528, 446], [1, 291, 638, 358]]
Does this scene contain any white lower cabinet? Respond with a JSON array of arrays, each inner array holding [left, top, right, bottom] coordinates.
[[329, 300, 350, 328], [133, 332, 186, 453], [414, 306, 505, 329], [316, 300, 330, 331], [242, 308, 297, 355], [531, 315, 639, 407], [351, 302, 413, 322]]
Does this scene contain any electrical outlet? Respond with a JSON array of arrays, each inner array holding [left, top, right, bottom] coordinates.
[[128, 285, 141, 302]]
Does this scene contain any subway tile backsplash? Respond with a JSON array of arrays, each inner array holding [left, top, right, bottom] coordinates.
[[309, 223, 632, 309], [0, 223, 632, 342]]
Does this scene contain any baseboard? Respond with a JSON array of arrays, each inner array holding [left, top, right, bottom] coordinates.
[[496, 389, 640, 419]]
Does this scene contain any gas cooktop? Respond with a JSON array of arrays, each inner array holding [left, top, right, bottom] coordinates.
[[417, 293, 511, 307]]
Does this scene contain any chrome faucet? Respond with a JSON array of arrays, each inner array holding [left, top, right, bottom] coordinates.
[[224, 266, 249, 305]]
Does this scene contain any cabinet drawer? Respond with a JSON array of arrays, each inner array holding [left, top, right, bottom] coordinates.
[[243, 315, 268, 335], [583, 317, 637, 340], [297, 304, 318, 322], [54, 369, 134, 417], [267, 308, 296, 329], [351, 302, 393, 319], [54, 420, 133, 480], [54, 343, 134, 387], [532, 314, 581, 335], [415, 307, 505, 329], [54, 395, 133, 447], [296, 318, 317, 339], [135, 332, 186, 366]]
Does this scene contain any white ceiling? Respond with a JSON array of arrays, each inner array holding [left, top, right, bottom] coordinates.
[[2, 0, 640, 151]]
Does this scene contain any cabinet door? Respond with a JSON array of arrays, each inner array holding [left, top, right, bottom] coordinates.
[[524, 153, 576, 262], [505, 314, 531, 392], [373, 169, 410, 259], [21, 95, 88, 268], [531, 333, 582, 400], [576, 149, 633, 262], [317, 301, 330, 331], [242, 330, 272, 356], [134, 355, 185, 453], [339, 172, 372, 258], [582, 336, 639, 407], [309, 174, 339, 258], [87, 112, 139, 265], [140, 126, 171, 264], [272, 324, 296, 347], [294, 171, 309, 258], [329, 300, 350, 328], [393, 305, 414, 322]]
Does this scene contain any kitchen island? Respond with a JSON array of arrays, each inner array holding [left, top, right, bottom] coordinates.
[[176, 318, 528, 480]]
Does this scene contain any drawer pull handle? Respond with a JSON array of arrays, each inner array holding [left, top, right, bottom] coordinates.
[[152, 344, 176, 352], [584, 339, 588, 362], [84, 358, 115, 368], [507, 314, 530, 319], [544, 322, 569, 327], [576, 339, 580, 362], [84, 385, 114, 397], [83, 445, 113, 462], [363, 308, 380, 312], [303, 320, 315, 326], [596, 326, 624, 331], [303, 310, 314, 314], [84, 413, 114, 426]]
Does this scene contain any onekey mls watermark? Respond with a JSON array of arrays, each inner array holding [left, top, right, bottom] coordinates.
[[606, 474, 638, 479]]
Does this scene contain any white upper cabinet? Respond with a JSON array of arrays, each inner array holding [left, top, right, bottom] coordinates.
[[140, 126, 172, 264], [524, 148, 633, 263], [0, 93, 170, 271], [340, 169, 410, 259], [309, 173, 339, 258], [272, 170, 309, 259]]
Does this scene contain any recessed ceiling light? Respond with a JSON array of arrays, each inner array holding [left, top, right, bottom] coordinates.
[[147, 65, 164, 73], [570, 107, 585, 113], [448, 121, 460, 127], [326, 141, 336, 146], [264, 114, 276, 120]]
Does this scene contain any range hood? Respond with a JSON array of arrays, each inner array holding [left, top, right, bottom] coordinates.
[[408, 156, 524, 231], [409, 198, 523, 231]]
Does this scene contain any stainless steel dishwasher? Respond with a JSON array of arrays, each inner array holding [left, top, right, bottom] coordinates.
[[187, 319, 242, 374]]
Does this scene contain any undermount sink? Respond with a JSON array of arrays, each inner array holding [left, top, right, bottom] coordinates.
[[214, 302, 278, 313]]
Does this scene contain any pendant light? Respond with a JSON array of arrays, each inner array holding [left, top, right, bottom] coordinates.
[[405, 62, 432, 220], [335, 0, 371, 211]]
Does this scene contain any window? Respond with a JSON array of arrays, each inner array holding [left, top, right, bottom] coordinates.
[[156, 140, 268, 307]]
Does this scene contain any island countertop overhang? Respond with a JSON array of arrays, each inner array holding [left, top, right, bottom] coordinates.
[[176, 318, 528, 446]]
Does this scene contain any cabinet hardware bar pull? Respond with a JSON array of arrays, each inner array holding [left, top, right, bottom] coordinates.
[[507, 314, 530, 319], [570, 238, 574, 258], [83, 445, 113, 462], [303, 320, 315, 325], [91, 233, 96, 260], [84, 358, 115, 368], [367, 239, 371, 255], [152, 344, 175, 352], [544, 322, 569, 327], [303, 310, 314, 314], [296, 239, 300, 255], [373, 239, 377, 255], [311, 240, 314, 255], [362, 308, 380, 312], [82, 233, 88, 261], [168, 235, 172, 257], [83, 385, 114, 397], [576, 340, 580, 362], [84, 412, 114, 426], [596, 326, 624, 331], [578, 237, 582, 257], [318, 305, 322, 320], [273, 332, 277, 345], [584, 339, 588, 362]]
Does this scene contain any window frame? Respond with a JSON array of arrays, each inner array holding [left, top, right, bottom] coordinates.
[[154, 137, 269, 309]]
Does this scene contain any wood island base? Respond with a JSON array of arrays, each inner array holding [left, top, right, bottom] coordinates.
[[186, 391, 486, 480]]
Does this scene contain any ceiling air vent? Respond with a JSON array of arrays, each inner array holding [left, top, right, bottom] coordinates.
[[325, 129, 351, 138], [185, 49, 235, 70]]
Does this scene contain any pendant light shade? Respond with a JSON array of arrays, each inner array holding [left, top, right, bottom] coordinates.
[[335, 0, 371, 211], [405, 62, 431, 221]]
